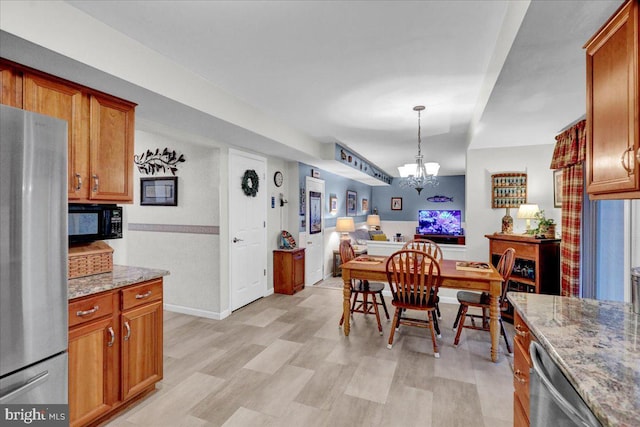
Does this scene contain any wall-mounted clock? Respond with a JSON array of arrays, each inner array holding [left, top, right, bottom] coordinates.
[[273, 170, 284, 187]]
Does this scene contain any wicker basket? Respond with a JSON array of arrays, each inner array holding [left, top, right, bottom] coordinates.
[[68, 241, 114, 279]]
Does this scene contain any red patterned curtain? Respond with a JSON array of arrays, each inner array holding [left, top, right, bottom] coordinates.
[[550, 120, 586, 297]]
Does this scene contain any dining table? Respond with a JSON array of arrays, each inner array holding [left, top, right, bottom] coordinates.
[[340, 255, 505, 362]]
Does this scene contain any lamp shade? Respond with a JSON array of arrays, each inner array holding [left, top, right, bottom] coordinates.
[[517, 204, 540, 219], [366, 214, 380, 227], [398, 163, 416, 178], [335, 217, 355, 233]]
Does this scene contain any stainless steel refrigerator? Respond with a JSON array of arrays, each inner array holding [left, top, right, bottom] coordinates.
[[0, 105, 68, 404]]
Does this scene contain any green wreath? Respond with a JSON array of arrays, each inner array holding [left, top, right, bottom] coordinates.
[[241, 169, 259, 197]]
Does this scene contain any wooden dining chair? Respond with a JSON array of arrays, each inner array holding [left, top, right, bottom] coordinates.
[[402, 239, 443, 334], [338, 240, 390, 335], [402, 238, 443, 262], [452, 247, 516, 353], [386, 249, 442, 358]]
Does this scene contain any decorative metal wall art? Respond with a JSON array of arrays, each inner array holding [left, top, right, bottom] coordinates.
[[426, 195, 454, 203], [134, 148, 185, 175]]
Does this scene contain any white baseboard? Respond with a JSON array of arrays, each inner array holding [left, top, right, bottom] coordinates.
[[164, 303, 230, 320]]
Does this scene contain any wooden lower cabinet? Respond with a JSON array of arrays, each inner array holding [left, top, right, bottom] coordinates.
[[121, 301, 163, 401], [68, 316, 118, 426], [68, 278, 163, 427], [513, 310, 533, 427]]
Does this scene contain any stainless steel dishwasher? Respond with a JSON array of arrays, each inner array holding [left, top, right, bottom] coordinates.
[[529, 341, 602, 427]]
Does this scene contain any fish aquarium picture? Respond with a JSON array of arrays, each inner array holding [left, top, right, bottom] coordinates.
[[417, 210, 463, 235]]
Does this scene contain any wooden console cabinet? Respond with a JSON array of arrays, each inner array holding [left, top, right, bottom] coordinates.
[[485, 234, 560, 320], [68, 278, 163, 427], [273, 248, 305, 294], [0, 58, 135, 203], [414, 234, 465, 245]]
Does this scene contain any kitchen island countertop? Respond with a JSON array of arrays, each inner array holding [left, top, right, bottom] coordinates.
[[68, 265, 170, 299], [507, 292, 639, 427]]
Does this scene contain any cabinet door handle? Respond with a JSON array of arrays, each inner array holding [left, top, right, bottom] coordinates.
[[124, 321, 131, 341], [135, 290, 152, 299], [514, 324, 529, 338], [107, 327, 115, 347], [76, 305, 99, 317], [636, 147, 639, 164], [621, 146, 634, 175], [514, 369, 528, 384], [75, 173, 82, 191], [92, 174, 99, 192]]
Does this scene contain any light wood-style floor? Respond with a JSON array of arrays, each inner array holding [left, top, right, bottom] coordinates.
[[104, 281, 515, 427]]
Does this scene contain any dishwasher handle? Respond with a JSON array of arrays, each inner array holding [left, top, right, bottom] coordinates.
[[529, 341, 602, 427]]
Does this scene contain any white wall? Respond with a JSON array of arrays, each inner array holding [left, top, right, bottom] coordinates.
[[465, 144, 560, 262], [116, 127, 223, 318]]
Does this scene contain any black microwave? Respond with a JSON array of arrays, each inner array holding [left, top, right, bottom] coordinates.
[[68, 204, 123, 244]]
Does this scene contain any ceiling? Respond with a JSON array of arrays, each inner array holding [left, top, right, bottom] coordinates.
[[2, 1, 624, 183]]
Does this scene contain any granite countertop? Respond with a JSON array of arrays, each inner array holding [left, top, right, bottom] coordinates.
[[68, 265, 170, 300], [507, 292, 639, 427]]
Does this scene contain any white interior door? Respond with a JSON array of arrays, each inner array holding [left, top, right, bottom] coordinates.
[[305, 177, 324, 285], [229, 149, 267, 310]]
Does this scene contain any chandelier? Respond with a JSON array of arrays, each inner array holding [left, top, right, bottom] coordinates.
[[398, 105, 440, 194]]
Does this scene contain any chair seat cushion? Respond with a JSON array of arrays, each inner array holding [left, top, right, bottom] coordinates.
[[456, 290, 490, 305], [353, 280, 385, 293]]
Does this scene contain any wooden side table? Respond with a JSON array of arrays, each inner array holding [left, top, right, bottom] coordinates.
[[333, 246, 367, 277], [273, 248, 305, 294]]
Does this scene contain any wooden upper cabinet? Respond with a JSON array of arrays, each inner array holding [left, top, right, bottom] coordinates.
[[0, 58, 136, 203], [22, 73, 89, 200], [89, 95, 135, 202], [0, 65, 23, 107], [585, 0, 640, 199]]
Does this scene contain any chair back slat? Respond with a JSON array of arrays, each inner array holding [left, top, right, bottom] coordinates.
[[339, 240, 355, 264], [496, 247, 516, 305], [402, 239, 443, 262], [386, 250, 441, 308]]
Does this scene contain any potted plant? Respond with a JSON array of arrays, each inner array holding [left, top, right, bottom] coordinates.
[[532, 210, 556, 238]]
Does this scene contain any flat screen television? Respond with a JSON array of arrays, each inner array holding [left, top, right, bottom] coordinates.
[[417, 210, 463, 235]]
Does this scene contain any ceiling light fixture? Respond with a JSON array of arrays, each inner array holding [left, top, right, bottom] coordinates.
[[398, 105, 439, 194]]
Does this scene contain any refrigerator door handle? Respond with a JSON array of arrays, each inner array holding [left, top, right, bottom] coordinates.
[[0, 370, 49, 404]]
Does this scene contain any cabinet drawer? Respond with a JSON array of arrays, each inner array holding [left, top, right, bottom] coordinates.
[[69, 292, 114, 328], [492, 240, 536, 259], [514, 311, 532, 350], [121, 279, 163, 310]]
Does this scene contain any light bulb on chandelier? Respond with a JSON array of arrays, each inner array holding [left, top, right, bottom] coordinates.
[[398, 106, 440, 194]]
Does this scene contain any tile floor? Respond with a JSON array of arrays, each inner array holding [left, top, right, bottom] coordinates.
[[104, 282, 515, 427]]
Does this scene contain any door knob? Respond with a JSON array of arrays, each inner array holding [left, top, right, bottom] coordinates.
[[233, 237, 243, 243]]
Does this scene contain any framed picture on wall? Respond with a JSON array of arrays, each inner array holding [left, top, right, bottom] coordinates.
[[346, 190, 357, 216], [309, 191, 322, 234], [553, 170, 563, 208], [329, 196, 337, 213], [140, 177, 178, 206], [391, 197, 402, 211], [362, 198, 368, 213]]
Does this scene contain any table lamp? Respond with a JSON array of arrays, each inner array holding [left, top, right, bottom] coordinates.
[[335, 217, 355, 241], [366, 214, 381, 230], [517, 204, 540, 233]]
